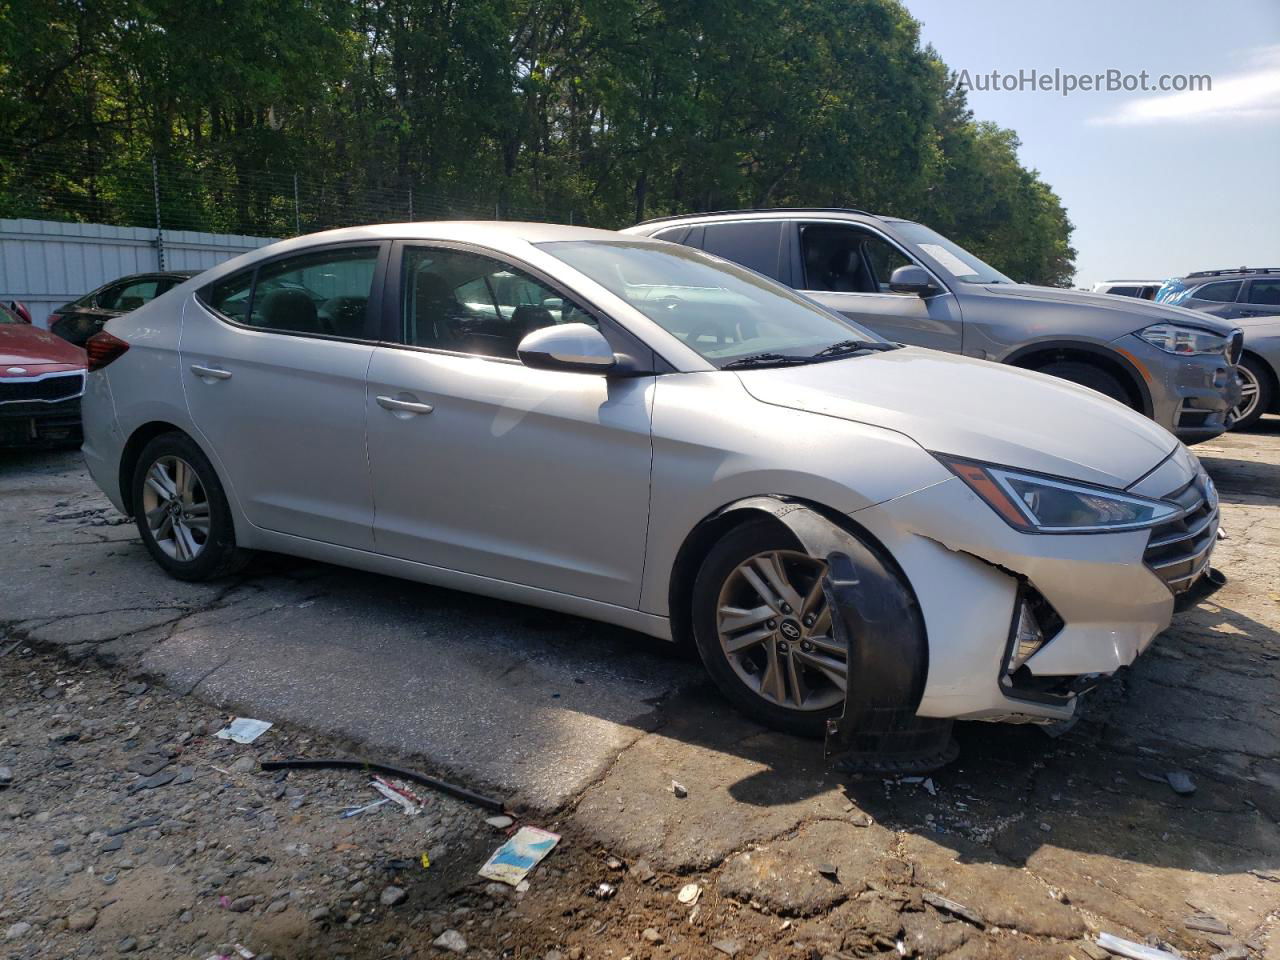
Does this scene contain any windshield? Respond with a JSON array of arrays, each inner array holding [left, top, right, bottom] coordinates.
[[537, 240, 888, 367], [1155, 279, 1190, 305], [892, 222, 1013, 284]]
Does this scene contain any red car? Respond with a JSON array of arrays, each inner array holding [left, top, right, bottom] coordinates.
[[1, 301, 87, 447]]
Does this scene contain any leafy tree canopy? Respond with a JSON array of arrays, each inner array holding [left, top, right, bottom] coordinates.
[[0, 0, 1075, 284]]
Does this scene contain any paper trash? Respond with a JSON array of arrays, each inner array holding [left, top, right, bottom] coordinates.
[[214, 718, 273, 744], [478, 826, 560, 886]]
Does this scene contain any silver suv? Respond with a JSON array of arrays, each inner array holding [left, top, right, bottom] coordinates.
[[1156, 268, 1280, 429], [624, 210, 1243, 444]]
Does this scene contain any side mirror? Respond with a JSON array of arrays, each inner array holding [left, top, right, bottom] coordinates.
[[517, 322, 617, 374], [889, 265, 940, 297]]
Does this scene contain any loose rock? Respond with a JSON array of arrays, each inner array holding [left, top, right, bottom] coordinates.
[[433, 929, 468, 953], [67, 908, 98, 932], [380, 885, 407, 907]]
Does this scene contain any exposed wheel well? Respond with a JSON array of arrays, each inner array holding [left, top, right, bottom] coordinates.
[[1009, 346, 1149, 415], [666, 497, 908, 650], [118, 421, 188, 517], [1242, 350, 1280, 413]]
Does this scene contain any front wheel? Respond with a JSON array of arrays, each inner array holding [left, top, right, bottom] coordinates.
[[1036, 360, 1132, 407], [131, 432, 250, 581], [691, 518, 849, 737], [1231, 355, 1272, 430]]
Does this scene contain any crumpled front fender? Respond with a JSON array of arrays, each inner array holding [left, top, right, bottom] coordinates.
[[711, 496, 957, 771]]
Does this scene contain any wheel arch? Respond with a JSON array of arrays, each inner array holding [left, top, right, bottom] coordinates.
[[1003, 340, 1153, 417], [667, 495, 918, 648], [118, 421, 201, 519]]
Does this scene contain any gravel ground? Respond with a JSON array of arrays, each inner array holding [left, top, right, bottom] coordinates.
[[2, 420, 1279, 960]]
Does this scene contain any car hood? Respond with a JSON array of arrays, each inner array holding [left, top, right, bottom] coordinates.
[[980, 283, 1238, 334], [0, 323, 86, 369], [736, 347, 1178, 489]]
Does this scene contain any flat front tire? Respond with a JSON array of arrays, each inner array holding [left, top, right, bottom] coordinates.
[[131, 432, 249, 581], [691, 518, 850, 737]]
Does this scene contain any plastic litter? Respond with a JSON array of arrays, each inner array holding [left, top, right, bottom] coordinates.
[[677, 882, 701, 905], [339, 798, 390, 819], [477, 826, 560, 886], [215, 718, 272, 744], [370, 778, 420, 816], [1097, 933, 1183, 960], [670, 780, 688, 798]]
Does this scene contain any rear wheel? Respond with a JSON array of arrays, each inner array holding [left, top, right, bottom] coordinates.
[[691, 518, 848, 737], [1231, 355, 1272, 430], [131, 432, 249, 581], [1036, 360, 1132, 407]]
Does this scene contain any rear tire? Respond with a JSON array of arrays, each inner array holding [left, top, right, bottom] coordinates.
[[1036, 360, 1132, 407], [131, 432, 250, 581], [1231, 355, 1272, 430]]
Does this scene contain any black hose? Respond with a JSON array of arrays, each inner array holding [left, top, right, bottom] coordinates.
[[259, 757, 504, 812]]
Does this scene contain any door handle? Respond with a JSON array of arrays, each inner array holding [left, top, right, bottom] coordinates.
[[376, 395, 434, 415], [190, 364, 232, 380]]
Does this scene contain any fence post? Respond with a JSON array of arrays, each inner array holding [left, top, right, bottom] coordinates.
[[293, 174, 301, 234], [408, 187, 414, 222], [151, 156, 165, 271], [495, 203, 500, 220]]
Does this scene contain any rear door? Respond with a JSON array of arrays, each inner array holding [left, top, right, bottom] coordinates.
[[794, 222, 963, 352], [1239, 278, 1280, 319], [364, 241, 654, 606], [180, 242, 388, 550]]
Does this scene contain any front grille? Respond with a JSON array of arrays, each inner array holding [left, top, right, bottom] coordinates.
[[0, 372, 85, 405], [1228, 330, 1243, 365], [1143, 477, 1217, 593]]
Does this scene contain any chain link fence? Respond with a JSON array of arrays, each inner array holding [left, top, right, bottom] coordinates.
[[0, 143, 583, 242]]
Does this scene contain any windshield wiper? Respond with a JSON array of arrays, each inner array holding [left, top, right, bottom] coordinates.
[[810, 339, 900, 358], [722, 352, 817, 370]]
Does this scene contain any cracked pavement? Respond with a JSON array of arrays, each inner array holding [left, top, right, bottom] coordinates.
[[2, 422, 1279, 959]]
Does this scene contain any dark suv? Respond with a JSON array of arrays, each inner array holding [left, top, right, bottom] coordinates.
[[1156, 268, 1280, 429], [624, 209, 1242, 444]]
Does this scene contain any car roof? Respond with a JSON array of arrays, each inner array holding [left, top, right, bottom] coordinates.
[[629, 208, 896, 229], [1096, 280, 1163, 286], [1179, 267, 1280, 282], [263, 221, 624, 247]]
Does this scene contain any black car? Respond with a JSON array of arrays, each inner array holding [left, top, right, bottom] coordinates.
[[48, 271, 197, 346]]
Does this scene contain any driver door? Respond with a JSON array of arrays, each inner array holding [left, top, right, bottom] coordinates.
[[364, 243, 655, 607], [796, 223, 963, 353]]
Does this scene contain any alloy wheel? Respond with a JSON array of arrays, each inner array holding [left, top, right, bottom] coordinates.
[[715, 550, 847, 711], [1232, 364, 1260, 424], [141, 456, 210, 562]]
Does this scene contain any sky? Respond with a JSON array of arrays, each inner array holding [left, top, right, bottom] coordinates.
[[903, 0, 1280, 288]]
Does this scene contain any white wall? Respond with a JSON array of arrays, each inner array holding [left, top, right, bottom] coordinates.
[[0, 219, 278, 327]]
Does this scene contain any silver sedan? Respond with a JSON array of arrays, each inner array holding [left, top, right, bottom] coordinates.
[[79, 223, 1217, 742]]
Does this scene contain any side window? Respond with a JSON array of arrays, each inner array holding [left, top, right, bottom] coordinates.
[[110, 279, 161, 312], [205, 270, 255, 322], [94, 282, 131, 310], [201, 247, 378, 337], [401, 247, 597, 359], [1245, 279, 1280, 306], [651, 226, 690, 244], [801, 224, 917, 294], [249, 247, 378, 336], [700, 222, 784, 279], [1107, 286, 1140, 297], [1193, 280, 1242, 303]]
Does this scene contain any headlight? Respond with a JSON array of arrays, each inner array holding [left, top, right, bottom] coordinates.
[[1137, 323, 1228, 356], [936, 455, 1181, 533]]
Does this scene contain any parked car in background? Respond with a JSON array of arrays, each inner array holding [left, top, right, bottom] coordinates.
[[1156, 268, 1280, 429], [48, 271, 197, 346], [81, 222, 1218, 747], [624, 210, 1243, 445], [6, 300, 34, 323], [1092, 280, 1163, 300], [0, 300, 86, 447]]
